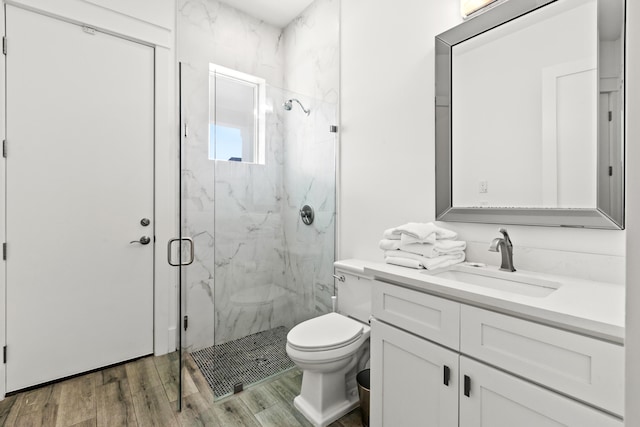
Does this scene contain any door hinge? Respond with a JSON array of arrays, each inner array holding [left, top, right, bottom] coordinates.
[[609, 166, 613, 176], [3, 346, 6, 364], [82, 26, 96, 36], [2, 140, 6, 158], [2, 243, 6, 261], [183, 315, 188, 330], [609, 111, 613, 121], [2, 37, 6, 55], [184, 123, 189, 138]]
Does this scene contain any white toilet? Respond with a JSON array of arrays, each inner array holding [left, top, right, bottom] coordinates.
[[286, 259, 374, 427]]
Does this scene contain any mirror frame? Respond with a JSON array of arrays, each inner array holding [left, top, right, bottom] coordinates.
[[435, 0, 625, 229]]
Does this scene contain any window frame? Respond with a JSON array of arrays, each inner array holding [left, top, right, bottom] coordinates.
[[208, 63, 266, 164]]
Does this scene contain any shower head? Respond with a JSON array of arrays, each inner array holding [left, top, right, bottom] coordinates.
[[283, 98, 310, 116]]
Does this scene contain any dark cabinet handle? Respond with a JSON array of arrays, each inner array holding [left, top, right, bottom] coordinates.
[[464, 375, 471, 397], [443, 365, 450, 386]]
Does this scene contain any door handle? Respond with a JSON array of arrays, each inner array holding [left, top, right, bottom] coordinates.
[[167, 237, 194, 266], [130, 236, 151, 245]]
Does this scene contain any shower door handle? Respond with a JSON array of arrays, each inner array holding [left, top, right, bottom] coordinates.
[[167, 237, 195, 266]]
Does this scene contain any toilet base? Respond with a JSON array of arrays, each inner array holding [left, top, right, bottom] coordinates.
[[293, 393, 359, 427]]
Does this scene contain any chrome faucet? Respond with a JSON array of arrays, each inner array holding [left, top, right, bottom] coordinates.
[[489, 228, 516, 272]]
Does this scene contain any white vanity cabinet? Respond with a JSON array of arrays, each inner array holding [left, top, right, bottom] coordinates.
[[370, 279, 624, 427]]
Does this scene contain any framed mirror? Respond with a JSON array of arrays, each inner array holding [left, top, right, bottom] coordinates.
[[435, 0, 625, 229]]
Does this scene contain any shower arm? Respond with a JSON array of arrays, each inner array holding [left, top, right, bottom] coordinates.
[[285, 98, 311, 116], [293, 99, 310, 116]]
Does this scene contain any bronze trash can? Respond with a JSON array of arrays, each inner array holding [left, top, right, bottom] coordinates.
[[356, 369, 370, 426]]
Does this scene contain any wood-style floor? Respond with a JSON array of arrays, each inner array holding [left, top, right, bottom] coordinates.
[[0, 353, 363, 427]]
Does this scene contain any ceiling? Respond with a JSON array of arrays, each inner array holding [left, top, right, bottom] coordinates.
[[219, 0, 315, 28]]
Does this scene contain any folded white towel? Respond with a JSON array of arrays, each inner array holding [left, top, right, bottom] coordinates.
[[386, 222, 457, 243], [380, 239, 467, 258], [384, 256, 424, 269], [399, 240, 467, 258], [382, 228, 401, 240], [384, 250, 466, 270], [379, 239, 402, 250]]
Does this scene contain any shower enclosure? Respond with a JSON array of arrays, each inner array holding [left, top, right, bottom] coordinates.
[[177, 0, 339, 401]]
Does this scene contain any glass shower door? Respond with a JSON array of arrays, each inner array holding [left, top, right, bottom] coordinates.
[[178, 58, 338, 401]]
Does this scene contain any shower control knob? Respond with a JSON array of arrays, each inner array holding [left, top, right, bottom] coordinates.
[[130, 236, 151, 245], [140, 218, 151, 226]]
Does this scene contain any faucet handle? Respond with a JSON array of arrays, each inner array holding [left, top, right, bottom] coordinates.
[[498, 228, 512, 245]]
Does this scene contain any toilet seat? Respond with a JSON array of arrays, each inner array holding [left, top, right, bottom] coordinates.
[[287, 312, 364, 352]]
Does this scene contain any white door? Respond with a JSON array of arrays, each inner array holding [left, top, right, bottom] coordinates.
[[459, 356, 622, 427], [5, 6, 154, 391], [370, 319, 459, 427]]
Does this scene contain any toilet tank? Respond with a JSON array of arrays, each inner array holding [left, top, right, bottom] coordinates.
[[334, 259, 378, 324]]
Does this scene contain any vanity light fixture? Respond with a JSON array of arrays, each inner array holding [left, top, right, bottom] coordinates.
[[461, 0, 500, 18]]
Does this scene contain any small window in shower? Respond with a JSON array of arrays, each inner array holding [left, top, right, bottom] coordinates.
[[209, 64, 266, 164]]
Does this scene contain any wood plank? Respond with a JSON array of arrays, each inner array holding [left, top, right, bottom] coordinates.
[[267, 386, 313, 427], [266, 378, 313, 427], [69, 419, 97, 427], [154, 352, 197, 403], [16, 385, 56, 416], [0, 394, 18, 425], [11, 402, 59, 427], [211, 399, 261, 427], [125, 357, 162, 395], [268, 374, 301, 403], [55, 372, 99, 427], [254, 402, 304, 427], [96, 379, 137, 427], [176, 392, 219, 427], [183, 355, 214, 399], [239, 386, 280, 414], [100, 365, 127, 386], [131, 385, 178, 427], [328, 409, 363, 427], [2, 393, 24, 426]]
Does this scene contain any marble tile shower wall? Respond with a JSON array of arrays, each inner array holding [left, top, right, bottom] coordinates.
[[178, 0, 339, 350]]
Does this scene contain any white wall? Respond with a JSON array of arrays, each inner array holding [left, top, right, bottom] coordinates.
[[340, 0, 625, 286], [339, 0, 460, 260]]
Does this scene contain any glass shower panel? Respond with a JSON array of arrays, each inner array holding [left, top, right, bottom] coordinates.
[[179, 68, 337, 401], [177, 0, 340, 404], [208, 84, 337, 398]]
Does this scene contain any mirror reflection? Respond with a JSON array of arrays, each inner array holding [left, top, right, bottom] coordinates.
[[436, 0, 625, 229]]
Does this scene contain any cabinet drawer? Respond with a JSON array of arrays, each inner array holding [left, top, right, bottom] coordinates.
[[372, 280, 460, 350], [461, 305, 624, 416]]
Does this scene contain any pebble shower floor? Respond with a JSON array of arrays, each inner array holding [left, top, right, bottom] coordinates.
[[191, 326, 295, 398]]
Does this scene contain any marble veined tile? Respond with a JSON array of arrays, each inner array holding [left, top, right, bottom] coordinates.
[[178, 0, 338, 349]]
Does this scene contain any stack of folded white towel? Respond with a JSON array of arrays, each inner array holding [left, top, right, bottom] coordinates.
[[379, 222, 466, 270]]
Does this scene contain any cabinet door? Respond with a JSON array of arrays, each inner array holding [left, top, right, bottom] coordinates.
[[460, 305, 624, 415], [370, 319, 458, 427], [459, 356, 623, 427]]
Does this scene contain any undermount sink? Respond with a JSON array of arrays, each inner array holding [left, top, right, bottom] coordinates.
[[423, 264, 561, 297]]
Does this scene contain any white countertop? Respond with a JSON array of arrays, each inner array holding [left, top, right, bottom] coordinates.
[[361, 261, 625, 344]]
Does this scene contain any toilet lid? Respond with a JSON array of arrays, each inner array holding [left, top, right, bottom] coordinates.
[[287, 312, 364, 351]]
